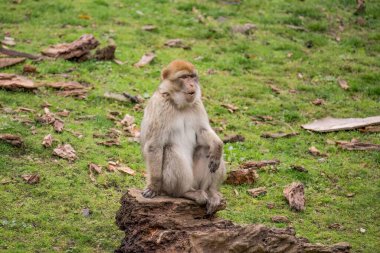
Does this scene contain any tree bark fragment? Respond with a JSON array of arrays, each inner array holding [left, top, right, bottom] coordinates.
[[115, 188, 350, 253]]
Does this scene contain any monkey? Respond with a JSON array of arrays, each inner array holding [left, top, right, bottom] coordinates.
[[140, 60, 226, 214]]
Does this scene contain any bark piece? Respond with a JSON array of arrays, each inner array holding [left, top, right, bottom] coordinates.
[[312, 98, 325, 106], [240, 159, 280, 169], [271, 216, 290, 223], [115, 188, 350, 253], [284, 182, 305, 211], [0, 57, 25, 69], [120, 114, 135, 127], [53, 119, 64, 133], [42, 34, 99, 60], [93, 44, 116, 61], [45, 81, 86, 90], [336, 139, 380, 151], [21, 174, 40, 184], [42, 134, 53, 147], [0, 134, 23, 147], [104, 91, 144, 103], [89, 163, 102, 182], [164, 39, 183, 48], [53, 144, 77, 161], [338, 79, 349, 90], [222, 103, 238, 113], [261, 132, 298, 139], [302, 116, 380, 132], [23, 64, 37, 73], [117, 166, 136, 176], [231, 23, 256, 34], [134, 52, 155, 67], [0, 73, 37, 90], [142, 25, 157, 31], [0, 47, 39, 60], [96, 139, 120, 147], [247, 187, 267, 198], [223, 134, 245, 143], [270, 85, 281, 94], [359, 125, 380, 133], [290, 165, 308, 173], [225, 169, 259, 185]]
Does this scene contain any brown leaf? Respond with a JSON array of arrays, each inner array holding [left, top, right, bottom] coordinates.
[[222, 103, 238, 113], [134, 52, 155, 67], [0, 57, 25, 69], [45, 81, 86, 90], [23, 64, 37, 73], [42, 134, 53, 147], [53, 119, 64, 133], [164, 39, 183, 48], [247, 187, 267, 198], [17, 107, 35, 113], [269, 85, 281, 94], [96, 139, 120, 147], [94, 44, 116, 61], [0, 134, 23, 147], [223, 134, 245, 143], [231, 23, 256, 34], [57, 89, 87, 99], [37, 108, 55, 125], [225, 169, 259, 185], [107, 161, 118, 172], [56, 109, 70, 117], [21, 174, 40, 184], [121, 114, 135, 127], [0, 47, 39, 60], [336, 139, 380, 151], [261, 132, 298, 139], [266, 203, 275, 209], [240, 159, 280, 170], [271, 216, 290, 223], [283, 182, 305, 211], [290, 165, 308, 173], [312, 98, 325, 106], [88, 163, 102, 182], [308, 146, 328, 157], [0, 73, 37, 90], [53, 144, 77, 161], [123, 124, 141, 138], [142, 25, 157, 31], [42, 34, 99, 60], [328, 223, 344, 230], [117, 166, 136, 175], [338, 79, 349, 90]]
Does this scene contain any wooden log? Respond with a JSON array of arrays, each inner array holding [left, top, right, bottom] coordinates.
[[115, 188, 350, 253]]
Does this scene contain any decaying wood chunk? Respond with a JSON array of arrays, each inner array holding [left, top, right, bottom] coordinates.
[[0, 134, 23, 147], [284, 182, 305, 211], [271, 215, 290, 223], [53, 144, 77, 161], [225, 169, 259, 185], [0, 57, 25, 69], [134, 52, 155, 67], [247, 187, 267, 198], [223, 134, 245, 143], [115, 188, 350, 253], [261, 132, 299, 139], [41, 34, 99, 60], [336, 139, 380, 151], [93, 44, 116, 61], [302, 116, 380, 132], [0, 47, 39, 60], [0, 73, 37, 90], [240, 159, 280, 169]]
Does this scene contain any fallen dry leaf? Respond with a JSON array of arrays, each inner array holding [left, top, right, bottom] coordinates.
[[247, 187, 267, 198], [45, 81, 86, 90], [270, 85, 281, 94], [302, 116, 380, 132], [88, 163, 102, 182], [53, 144, 77, 161], [134, 52, 155, 67], [261, 132, 298, 139], [328, 223, 344, 230], [290, 165, 308, 173], [117, 166, 136, 175], [23, 64, 37, 73], [309, 146, 328, 157], [284, 182, 305, 212], [336, 139, 380, 151], [271, 216, 290, 223], [21, 174, 40, 184], [222, 103, 238, 113], [231, 23, 256, 34], [142, 25, 157, 31], [338, 79, 349, 90], [18, 107, 35, 113], [42, 134, 53, 147], [37, 108, 55, 125], [42, 34, 99, 60], [0, 73, 37, 90], [240, 159, 280, 170], [164, 39, 184, 48], [123, 124, 140, 138], [0, 134, 23, 147], [53, 119, 64, 133], [266, 203, 275, 209], [0, 57, 25, 69], [223, 134, 245, 143], [225, 169, 259, 185], [56, 109, 70, 117], [96, 139, 120, 147], [312, 98, 325, 106], [121, 114, 135, 127], [107, 161, 118, 172], [2, 36, 16, 47]]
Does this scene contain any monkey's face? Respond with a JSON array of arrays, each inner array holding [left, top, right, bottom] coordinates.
[[177, 72, 199, 103]]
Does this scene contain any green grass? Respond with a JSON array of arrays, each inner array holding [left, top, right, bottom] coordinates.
[[0, 0, 379, 252]]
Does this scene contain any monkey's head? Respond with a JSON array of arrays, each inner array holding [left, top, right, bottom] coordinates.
[[159, 60, 201, 108]]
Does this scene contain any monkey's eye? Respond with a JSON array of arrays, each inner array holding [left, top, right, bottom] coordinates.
[[179, 75, 188, 79]]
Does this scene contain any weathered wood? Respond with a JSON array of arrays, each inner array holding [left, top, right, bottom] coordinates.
[[115, 188, 350, 253]]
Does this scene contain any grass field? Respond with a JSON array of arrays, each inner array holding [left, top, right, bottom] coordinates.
[[0, 0, 379, 252]]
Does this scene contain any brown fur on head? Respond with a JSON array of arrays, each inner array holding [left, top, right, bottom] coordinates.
[[161, 60, 196, 80]]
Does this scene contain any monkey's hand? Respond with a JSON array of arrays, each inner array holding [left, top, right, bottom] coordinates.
[[142, 185, 160, 198], [208, 154, 220, 173]]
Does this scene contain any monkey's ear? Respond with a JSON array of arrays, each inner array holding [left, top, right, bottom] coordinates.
[[161, 68, 170, 80]]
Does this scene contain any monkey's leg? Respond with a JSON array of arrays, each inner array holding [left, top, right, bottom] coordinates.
[[183, 190, 208, 205]]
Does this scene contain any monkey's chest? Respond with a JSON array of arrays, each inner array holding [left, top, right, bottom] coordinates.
[[168, 116, 197, 150]]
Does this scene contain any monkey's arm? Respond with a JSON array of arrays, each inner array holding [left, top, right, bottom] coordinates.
[[142, 140, 164, 198], [197, 127, 224, 173]]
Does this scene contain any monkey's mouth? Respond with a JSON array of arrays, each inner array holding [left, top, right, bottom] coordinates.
[[185, 91, 195, 96]]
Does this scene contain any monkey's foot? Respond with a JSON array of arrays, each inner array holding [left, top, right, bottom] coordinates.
[[142, 188, 158, 198], [206, 196, 222, 215]]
